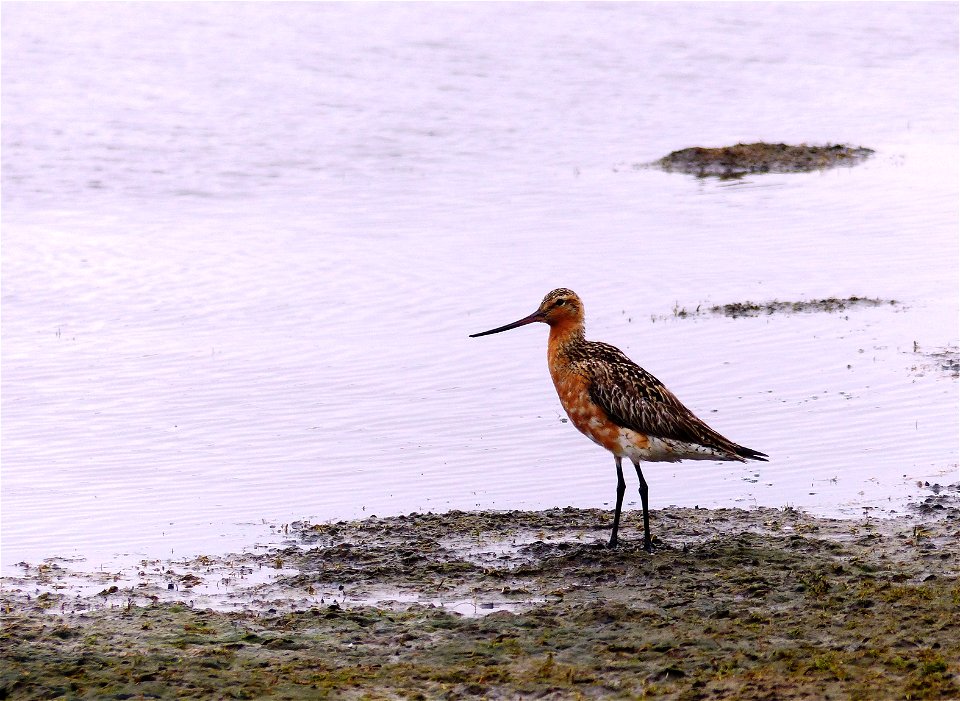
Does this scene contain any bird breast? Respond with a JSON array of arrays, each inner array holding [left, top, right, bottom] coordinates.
[[550, 367, 621, 450]]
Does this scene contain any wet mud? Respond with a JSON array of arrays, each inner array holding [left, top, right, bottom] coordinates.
[[655, 142, 874, 178], [2, 490, 958, 700], [909, 344, 960, 379], [665, 296, 899, 320]]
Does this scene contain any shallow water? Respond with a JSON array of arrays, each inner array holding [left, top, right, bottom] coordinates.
[[2, 3, 958, 571]]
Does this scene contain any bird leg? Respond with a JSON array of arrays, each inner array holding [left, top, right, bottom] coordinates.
[[632, 459, 653, 552], [609, 456, 626, 548]]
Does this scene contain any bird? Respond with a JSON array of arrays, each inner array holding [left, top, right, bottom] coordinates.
[[470, 288, 767, 552]]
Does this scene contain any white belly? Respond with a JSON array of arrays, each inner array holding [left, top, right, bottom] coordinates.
[[614, 429, 738, 463]]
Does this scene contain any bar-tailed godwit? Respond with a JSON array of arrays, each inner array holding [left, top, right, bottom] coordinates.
[[471, 288, 767, 551]]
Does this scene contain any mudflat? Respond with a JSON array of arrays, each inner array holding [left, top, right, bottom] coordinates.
[[655, 142, 875, 177], [2, 491, 957, 700]]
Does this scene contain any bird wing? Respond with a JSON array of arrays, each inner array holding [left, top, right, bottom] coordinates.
[[581, 342, 742, 454]]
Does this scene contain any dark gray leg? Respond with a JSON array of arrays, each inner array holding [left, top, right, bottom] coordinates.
[[632, 460, 652, 552], [609, 456, 626, 548]]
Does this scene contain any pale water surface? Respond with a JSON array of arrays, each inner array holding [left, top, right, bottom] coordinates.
[[2, 3, 958, 572]]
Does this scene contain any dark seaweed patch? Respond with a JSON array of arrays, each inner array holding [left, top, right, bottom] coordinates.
[[655, 142, 875, 178]]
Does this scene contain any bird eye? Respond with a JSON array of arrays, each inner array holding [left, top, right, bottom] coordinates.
[[555, 299, 566, 307]]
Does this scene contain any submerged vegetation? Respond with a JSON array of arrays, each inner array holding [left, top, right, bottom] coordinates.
[[654, 142, 875, 177], [2, 494, 958, 699]]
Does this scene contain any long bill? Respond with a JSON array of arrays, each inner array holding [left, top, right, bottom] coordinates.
[[469, 310, 544, 337]]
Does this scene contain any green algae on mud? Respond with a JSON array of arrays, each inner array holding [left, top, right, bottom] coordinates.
[[2, 495, 958, 700], [654, 142, 875, 178]]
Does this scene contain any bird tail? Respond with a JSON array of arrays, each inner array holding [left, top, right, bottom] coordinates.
[[733, 444, 768, 462]]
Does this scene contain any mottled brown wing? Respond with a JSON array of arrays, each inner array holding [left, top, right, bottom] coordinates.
[[579, 341, 744, 455]]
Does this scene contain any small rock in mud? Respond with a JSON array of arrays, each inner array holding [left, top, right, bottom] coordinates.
[[655, 142, 874, 177]]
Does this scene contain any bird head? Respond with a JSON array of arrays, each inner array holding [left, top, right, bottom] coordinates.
[[470, 288, 584, 337]]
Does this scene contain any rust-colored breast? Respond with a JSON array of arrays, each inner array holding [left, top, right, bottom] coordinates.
[[551, 370, 623, 452], [547, 321, 658, 456]]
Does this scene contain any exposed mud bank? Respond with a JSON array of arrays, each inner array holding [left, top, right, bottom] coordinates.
[[909, 344, 960, 379], [664, 296, 899, 320], [2, 490, 958, 699], [655, 142, 874, 177]]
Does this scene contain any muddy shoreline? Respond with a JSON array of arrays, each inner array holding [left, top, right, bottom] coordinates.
[[654, 142, 875, 177], [2, 492, 958, 699]]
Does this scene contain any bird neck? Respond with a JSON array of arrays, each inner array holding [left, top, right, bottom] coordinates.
[[547, 317, 586, 363]]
